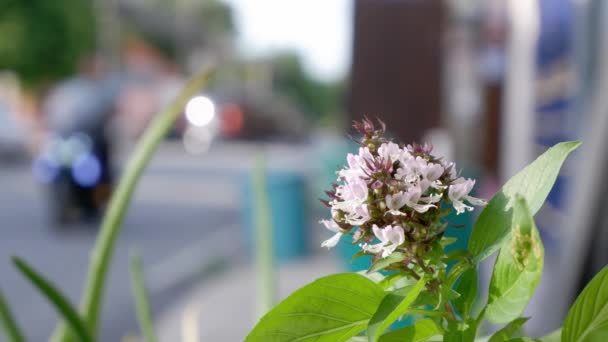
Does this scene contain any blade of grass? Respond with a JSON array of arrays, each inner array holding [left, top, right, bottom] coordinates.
[[53, 65, 214, 342], [0, 288, 25, 342], [253, 151, 275, 317], [12, 257, 92, 342], [129, 250, 157, 342]]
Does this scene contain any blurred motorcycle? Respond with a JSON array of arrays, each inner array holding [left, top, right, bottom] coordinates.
[[35, 58, 119, 225], [33, 131, 113, 225]]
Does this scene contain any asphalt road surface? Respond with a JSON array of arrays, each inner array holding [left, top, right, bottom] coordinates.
[[0, 142, 249, 341]]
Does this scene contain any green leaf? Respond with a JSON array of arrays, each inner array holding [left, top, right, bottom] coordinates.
[[488, 317, 529, 342], [129, 251, 157, 342], [367, 277, 427, 342], [12, 257, 93, 342], [0, 288, 25, 342], [453, 268, 478, 319], [468, 141, 580, 262], [507, 338, 539, 342], [246, 273, 385, 342], [562, 265, 608, 342], [377, 318, 441, 341], [485, 197, 544, 324], [369, 252, 408, 273]]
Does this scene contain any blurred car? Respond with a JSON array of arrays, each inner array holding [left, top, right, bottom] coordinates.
[[179, 88, 309, 143], [0, 106, 27, 162]]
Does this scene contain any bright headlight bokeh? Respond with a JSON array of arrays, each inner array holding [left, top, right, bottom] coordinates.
[[185, 95, 215, 127]]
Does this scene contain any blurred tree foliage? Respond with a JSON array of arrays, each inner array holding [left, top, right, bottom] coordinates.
[[270, 53, 344, 122], [0, 0, 96, 91], [198, 0, 235, 39], [128, 0, 234, 63]]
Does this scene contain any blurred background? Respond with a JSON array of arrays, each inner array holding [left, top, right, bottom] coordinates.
[[1, 0, 607, 340]]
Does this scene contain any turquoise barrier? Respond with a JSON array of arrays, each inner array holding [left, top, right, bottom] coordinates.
[[242, 170, 309, 263]]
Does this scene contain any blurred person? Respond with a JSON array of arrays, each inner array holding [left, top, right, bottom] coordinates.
[[38, 56, 120, 225]]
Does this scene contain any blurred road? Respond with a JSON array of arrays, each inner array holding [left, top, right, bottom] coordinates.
[[0, 141, 251, 341]]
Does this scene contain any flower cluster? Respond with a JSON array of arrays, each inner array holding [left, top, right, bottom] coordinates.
[[320, 118, 485, 273]]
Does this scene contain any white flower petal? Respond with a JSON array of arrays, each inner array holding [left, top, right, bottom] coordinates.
[[321, 232, 343, 249], [386, 192, 408, 211], [452, 200, 473, 215], [465, 195, 487, 206], [320, 219, 341, 233], [361, 242, 383, 254], [372, 224, 386, 243], [412, 203, 436, 213], [386, 225, 405, 246]]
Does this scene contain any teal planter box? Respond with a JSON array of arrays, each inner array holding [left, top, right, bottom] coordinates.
[[242, 171, 309, 263]]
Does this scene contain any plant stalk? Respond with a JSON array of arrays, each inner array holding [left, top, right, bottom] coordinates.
[[52, 65, 214, 341], [253, 151, 276, 317], [0, 289, 25, 342]]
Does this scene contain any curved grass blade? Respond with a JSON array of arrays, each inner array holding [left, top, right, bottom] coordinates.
[[130, 250, 157, 342], [53, 65, 215, 342], [12, 257, 92, 342], [0, 288, 25, 342], [253, 151, 275, 317]]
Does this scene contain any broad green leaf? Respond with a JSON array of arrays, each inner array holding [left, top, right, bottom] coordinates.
[[369, 252, 408, 273], [12, 258, 93, 342], [129, 251, 157, 342], [0, 288, 25, 342], [453, 268, 478, 319], [367, 277, 427, 342], [468, 141, 580, 261], [562, 265, 608, 342], [246, 273, 385, 342], [378, 319, 441, 341], [488, 317, 529, 342], [485, 197, 544, 324]]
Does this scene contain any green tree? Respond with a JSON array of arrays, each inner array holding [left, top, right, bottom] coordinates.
[[270, 52, 344, 122], [0, 0, 96, 90]]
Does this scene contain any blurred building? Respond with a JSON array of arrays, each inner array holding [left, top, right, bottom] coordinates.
[[350, 0, 444, 143]]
